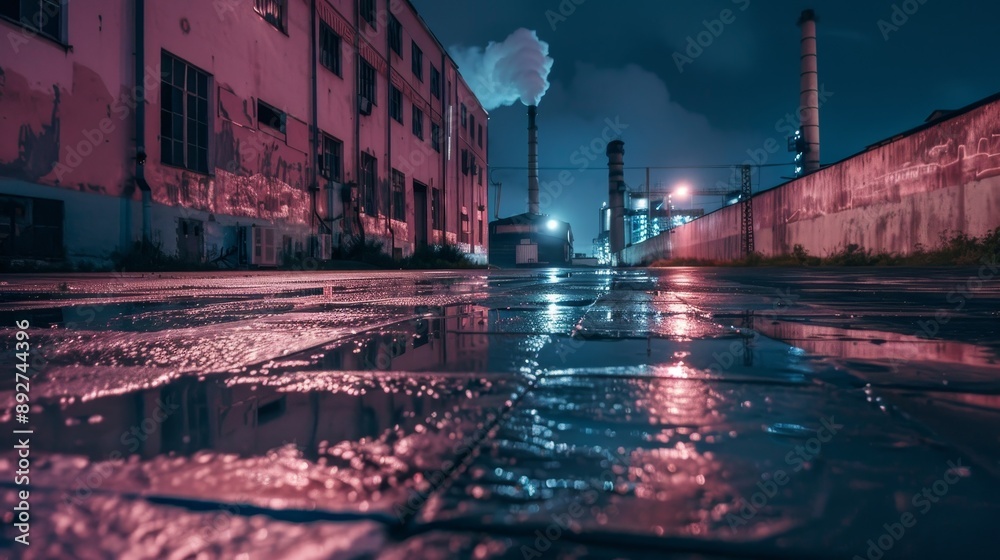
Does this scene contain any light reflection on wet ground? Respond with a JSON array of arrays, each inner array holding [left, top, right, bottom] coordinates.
[[1, 268, 998, 559]]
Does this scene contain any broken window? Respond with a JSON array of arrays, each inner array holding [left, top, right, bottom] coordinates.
[[257, 100, 286, 134]]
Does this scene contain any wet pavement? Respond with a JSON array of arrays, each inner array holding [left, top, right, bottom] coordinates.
[[1, 267, 999, 559]]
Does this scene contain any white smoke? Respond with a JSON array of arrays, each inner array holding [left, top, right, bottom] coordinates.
[[450, 28, 554, 110]]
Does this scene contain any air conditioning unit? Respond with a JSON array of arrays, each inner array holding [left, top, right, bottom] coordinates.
[[246, 225, 278, 267], [358, 95, 373, 116]]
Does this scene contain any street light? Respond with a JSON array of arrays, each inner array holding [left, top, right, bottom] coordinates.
[[547, 219, 559, 231]]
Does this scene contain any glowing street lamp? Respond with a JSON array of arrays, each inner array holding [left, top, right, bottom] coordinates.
[[547, 219, 559, 231]]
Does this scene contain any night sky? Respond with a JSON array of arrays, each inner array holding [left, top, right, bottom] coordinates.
[[412, 0, 1000, 253]]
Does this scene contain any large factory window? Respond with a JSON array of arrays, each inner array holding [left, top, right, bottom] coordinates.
[[391, 170, 406, 221], [431, 123, 442, 153], [361, 153, 378, 215], [430, 66, 441, 99], [469, 115, 476, 137], [1, 0, 64, 42], [388, 14, 402, 55], [319, 21, 341, 76], [359, 0, 375, 28], [411, 41, 424, 81], [431, 188, 442, 231], [389, 86, 403, 123], [412, 106, 424, 140], [254, 0, 286, 32], [319, 134, 343, 181], [358, 57, 377, 106], [461, 150, 469, 175], [160, 51, 210, 174], [460, 104, 467, 127]]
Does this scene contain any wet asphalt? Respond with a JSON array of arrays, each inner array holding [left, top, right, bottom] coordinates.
[[1, 267, 998, 559]]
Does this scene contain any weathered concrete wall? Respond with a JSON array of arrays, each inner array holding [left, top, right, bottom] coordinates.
[[0, 0, 488, 264], [621, 95, 1000, 264]]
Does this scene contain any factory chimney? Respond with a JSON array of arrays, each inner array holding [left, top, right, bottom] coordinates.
[[607, 140, 625, 257], [798, 9, 820, 173], [527, 105, 540, 214]]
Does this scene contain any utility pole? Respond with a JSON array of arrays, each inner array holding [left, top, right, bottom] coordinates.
[[741, 165, 754, 257]]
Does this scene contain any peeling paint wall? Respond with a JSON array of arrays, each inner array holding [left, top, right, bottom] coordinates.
[[1, 0, 489, 263], [621, 96, 1000, 264]]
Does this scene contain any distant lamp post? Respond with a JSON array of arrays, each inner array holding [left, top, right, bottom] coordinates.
[[547, 219, 559, 231]]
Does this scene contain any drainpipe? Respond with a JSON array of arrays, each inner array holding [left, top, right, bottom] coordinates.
[[353, 1, 364, 245], [308, 0, 326, 254], [134, 0, 151, 246], [385, 11, 394, 258]]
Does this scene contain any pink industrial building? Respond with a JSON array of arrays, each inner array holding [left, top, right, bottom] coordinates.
[[0, 0, 489, 266]]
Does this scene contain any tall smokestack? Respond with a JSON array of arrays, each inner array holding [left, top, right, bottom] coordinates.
[[798, 9, 820, 173], [527, 105, 540, 214], [607, 140, 625, 256]]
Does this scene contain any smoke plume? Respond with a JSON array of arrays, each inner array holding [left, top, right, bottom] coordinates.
[[450, 28, 554, 110]]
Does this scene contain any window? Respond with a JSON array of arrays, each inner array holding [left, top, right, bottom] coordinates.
[[412, 105, 424, 140], [254, 0, 286, 32], [461, 150, 469, 176], [361, 152, 378, 214], [411, 41, 423, 81], [391, 169, 405, 221], [460, 104, 467, 128], [431, 188, 442, 230], [358, 56, 376, 104], [431, 122, 442, 153], [257, 100, 286, 134], [319, 21, 341, 76], [478, 124, 483, 148], [469, 115, 476, 137], [430, 66, 441, 99], [388, 14, 402, 55], [478, 160, 484, 185], [319, 134, 343, 181], [1, 0, 65, 42], [359, 0, 375, 28], [389, 86, 403, 123], [160, 51, 209, 173]]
